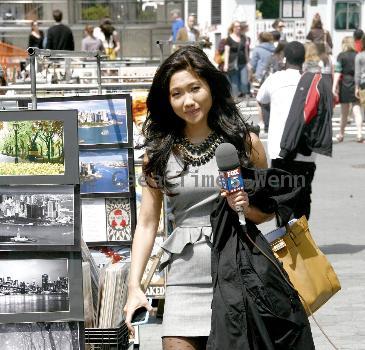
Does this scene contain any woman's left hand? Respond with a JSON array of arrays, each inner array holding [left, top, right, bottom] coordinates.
[[221, 190, 249, 214]]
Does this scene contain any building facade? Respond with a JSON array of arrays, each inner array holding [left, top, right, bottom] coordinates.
[[0, 0, 363, 59]]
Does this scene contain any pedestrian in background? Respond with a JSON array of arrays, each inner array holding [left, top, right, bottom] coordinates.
[[28, 21, 44, 49], [170, 9, 184, 42], [223, 21, 250, 98], [46, 9, 74, 51], [257, 40, 287, 133], [353, 28, 364, 53], [176, 14, 200, 43], [250, 32, 275, 82], [257, 41, 330, 219], [306, 13, 333, 54], [332, 36, 362, 143], [353, 35, 365, 142], [272, 18, 287, 41], [303, 42, 321, 73], [94, 18, 120, 59], [81, 25, 104, 52]]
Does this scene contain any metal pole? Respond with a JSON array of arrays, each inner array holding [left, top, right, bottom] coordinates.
[[96, 54, 102, 95], [29, 54, 37, 110], [156, 41, 164, 64], [14, 125, 19, 164]]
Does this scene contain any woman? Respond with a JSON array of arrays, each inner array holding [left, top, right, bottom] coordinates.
[[250, 31, 275, 82], [333, 36, 362, 142], [354, 35, 365, 142], [94, 17, 120, 59], [81, 25, 104, 52], [28, 21, 44, 49], [223, 21, 249, 98], [303, 42, 321, 73], [306, 13, 333, 53], [124, 46, 314, 349]]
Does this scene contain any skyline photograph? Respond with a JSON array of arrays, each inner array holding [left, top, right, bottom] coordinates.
[[0, 185, 74, 246], [79, 149, 129, 194], [0, 120, 65, 176], [37, 98, 129, 145], [0, 258, 69, 314]]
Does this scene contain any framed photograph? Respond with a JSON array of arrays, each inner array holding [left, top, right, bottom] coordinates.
[[0, 321, 83, 350], [0, 185, 80, 251], [0, 252, 83, 323], [81, 197, 136, 243], [79, 148, 132, 196], [0, 110, 79, 185], [37, 94, 133, 147]]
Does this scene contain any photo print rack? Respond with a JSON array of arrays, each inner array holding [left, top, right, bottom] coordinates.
[[36, 95, 137, 245], [0, 251, 84, 324], [0, 185, 81, 252], [0, 110, 79, 186]]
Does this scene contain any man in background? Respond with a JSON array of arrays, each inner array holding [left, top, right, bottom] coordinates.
[[272, 18, 287, 41], [46, 9, 74, 51], [170, 9, 184, 43], [176, 14, 199, 43], [256, 42, 317, 219]]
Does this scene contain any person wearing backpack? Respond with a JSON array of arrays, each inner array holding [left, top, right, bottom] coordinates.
[[257, 41, 333, 219], [306, 13, 333, 54]]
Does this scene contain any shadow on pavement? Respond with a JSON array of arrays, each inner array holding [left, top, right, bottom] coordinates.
[[319, 244, 365, 255]]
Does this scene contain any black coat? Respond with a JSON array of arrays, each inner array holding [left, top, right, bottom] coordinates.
[[279, 72, 333, 160], [207, 167, 315, 350], [46, 23, 75, 51]]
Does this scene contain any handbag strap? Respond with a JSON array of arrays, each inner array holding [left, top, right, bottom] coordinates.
[[241, 231, 339, 350]]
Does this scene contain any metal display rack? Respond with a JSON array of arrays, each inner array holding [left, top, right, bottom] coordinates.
[[3, 48, 157, 350], [85, 321, 130, 350]]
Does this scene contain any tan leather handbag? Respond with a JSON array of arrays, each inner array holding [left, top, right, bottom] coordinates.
[[267, 216, 341, 315]]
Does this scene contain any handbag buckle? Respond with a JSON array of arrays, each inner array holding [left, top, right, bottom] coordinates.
[[271, 238, 286, 252]]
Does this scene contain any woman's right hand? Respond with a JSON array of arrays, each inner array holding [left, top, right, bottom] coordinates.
[[223, 64, 228, 72], [124, 286, 153, 335]]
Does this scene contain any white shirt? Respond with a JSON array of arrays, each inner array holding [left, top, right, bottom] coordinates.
[[256, 69, 316, 162]]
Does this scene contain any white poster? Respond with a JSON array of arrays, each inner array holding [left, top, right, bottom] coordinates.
[[81, 198, 107, 241]]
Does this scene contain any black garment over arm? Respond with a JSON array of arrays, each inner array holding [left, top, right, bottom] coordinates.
[[207, 167, 315, 349]]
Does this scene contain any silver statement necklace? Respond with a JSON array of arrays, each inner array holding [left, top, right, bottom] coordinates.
[[176, 132, 224, 167]]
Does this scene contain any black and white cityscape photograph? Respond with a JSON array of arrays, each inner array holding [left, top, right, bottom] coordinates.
[[0, 186, 75, 246], [0, 258, 69, 314]]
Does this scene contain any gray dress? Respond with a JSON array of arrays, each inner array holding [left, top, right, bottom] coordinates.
[[160, 152, 221, 337]]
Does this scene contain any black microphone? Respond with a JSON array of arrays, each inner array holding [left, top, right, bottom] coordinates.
[[215, 143, 247, 228]]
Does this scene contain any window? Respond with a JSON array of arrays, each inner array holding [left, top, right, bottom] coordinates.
[[211, 0, 221, 25], [282, 0, 304, 18], [335, 1, 361, 30], [188, 0, 197, 16]]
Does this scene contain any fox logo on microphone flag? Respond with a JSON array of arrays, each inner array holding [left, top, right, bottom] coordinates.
[[219, 168, 244, 193]]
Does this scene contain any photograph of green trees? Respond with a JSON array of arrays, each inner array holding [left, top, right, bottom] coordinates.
[[0, 121, 65, 176]]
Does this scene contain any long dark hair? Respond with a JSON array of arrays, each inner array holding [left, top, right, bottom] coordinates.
[[142, 46, 252, 192]]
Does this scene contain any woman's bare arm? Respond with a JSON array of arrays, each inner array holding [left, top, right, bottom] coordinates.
[[246, 132, 275, 223], [128, 182, 163, 289]]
